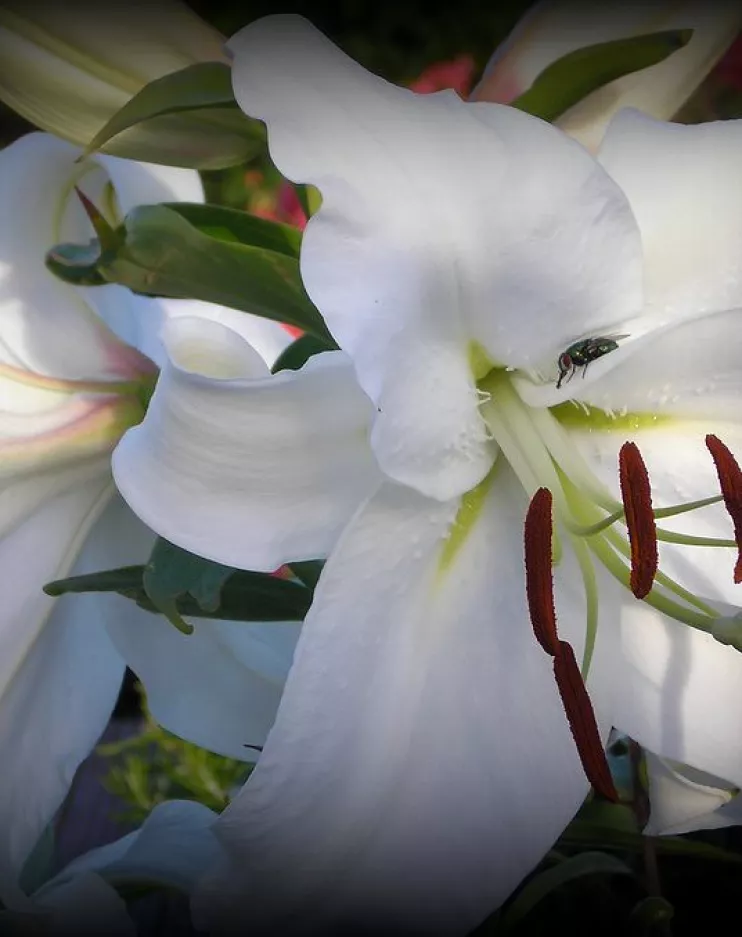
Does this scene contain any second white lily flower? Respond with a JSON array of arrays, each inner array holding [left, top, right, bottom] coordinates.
[[0, 131, 297, 909]]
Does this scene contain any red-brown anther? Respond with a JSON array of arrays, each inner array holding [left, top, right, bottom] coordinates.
[[706, 434, 742, 583], [524, 487, 559, 656], [553, 641, 619, 803], [619, 441, 658, 599]]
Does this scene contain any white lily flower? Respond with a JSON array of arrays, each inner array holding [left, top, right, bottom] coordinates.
[[472, 1, 742, 151], [112, 14, 742, 936], [0, 800, 222, 935], [0, 131, 296, 908], [0, 0, 252, 168]]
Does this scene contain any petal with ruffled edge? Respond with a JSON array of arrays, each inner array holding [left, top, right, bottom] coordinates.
[[599, 111, 742, 324], [0, 480, 124, 908], [101, 491, 300, 761], [194, 465, 612, 937], [566, 420, 742, 788], [229, 14, 643, 501], [113, 317, 380, 571]]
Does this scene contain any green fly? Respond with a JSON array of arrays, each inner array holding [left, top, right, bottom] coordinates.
[[556, 334, 628, 389]]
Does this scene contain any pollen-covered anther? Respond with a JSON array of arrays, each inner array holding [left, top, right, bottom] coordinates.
[[553, 641, 619, 803], [706, 434, 742, 584], [523, 488, 618, 802], [524, 487, 559, 656], [619, 441, 658, 599]]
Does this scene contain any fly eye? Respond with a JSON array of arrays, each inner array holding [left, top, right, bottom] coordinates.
[[558, 353, 571, 369]]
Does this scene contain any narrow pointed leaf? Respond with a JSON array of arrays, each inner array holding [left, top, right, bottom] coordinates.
[[272, 334, 338, 372], [99, 205, 334, 341], [82, 62, 262, 162], [288, 559, 325, 589], [45, 563, 312, 623], [44, 566, 145, 597], [513, 30, 693, 122]]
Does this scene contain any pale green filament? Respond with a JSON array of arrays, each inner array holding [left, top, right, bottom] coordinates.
[[476, 370, 727, 676]]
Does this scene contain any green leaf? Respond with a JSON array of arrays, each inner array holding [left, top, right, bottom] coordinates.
[[143, 538, 235, 634], [272, 334, 338, 373], [81, 62, 261, 162], [288, 560, 325, 590], [99, 205, 334, 342], [44, 565, 145, 597], [45, 559, 313, 626], [161, 202, 302, 257], [512, 29, 693, 122], [498, 852, 634, 934]]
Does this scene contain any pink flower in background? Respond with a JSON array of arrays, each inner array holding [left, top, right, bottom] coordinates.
[[409, 54, 476, 96]]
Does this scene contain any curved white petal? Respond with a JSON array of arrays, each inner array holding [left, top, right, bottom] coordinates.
[[599, 111, 742, 323], [113, 318, 379, 571], [157, 298, 294, 370], [39, 800, 221, 900], [194, 468, 605, 936], [571, 423, 742, 785], [0, 481, 126, 908], [644, 752, 737, 836], [229, 14, 643, 500], [28, 872, 134, 937], [92, 154, 203, 214], [101, 503, 301, 760], [573, 307, 742, 420], [0, 134, 135, 380]]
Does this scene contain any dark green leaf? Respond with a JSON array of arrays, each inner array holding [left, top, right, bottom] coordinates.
[[161, 202, 302, 257], [82, 62, 261, 163], [143, 538, 235, 634], [45, 559, 312, 625], [512, 30, 693, 122], [100, 205, 333, 342], [44, 566, 145, 597], [138, 569, 312, 622], [288, 560, 325, 590], [272, 334, 338, 373], [499, 852, 633, 933]]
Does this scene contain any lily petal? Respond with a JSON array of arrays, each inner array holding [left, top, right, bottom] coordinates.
[[10, 801, 222, 936], [573, 307, 742, 420], [572, 424, 742, 785], [158, 298, 294, 371], [0, 134, 133, 380], [194, 467, 605, 936], [599, 111, 742, 322], [113, 317, 379, 571], [39, 800, 221, 899], [229, 14, 643, 500], [0, 480, 124, 907], [102, 502, 300, 760], [643, 752, 739, 835]]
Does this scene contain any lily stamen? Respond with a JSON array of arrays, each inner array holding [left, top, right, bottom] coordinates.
[[705, 434, 742, 583], [524, 488, 619, 803], [618, 441, 658, 599]]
